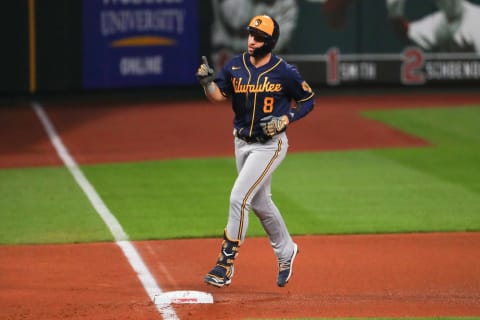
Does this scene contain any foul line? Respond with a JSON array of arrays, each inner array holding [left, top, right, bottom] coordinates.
[[31, 102, 179, 320]]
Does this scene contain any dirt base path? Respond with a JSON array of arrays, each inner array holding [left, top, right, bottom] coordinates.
[[1, 233, 479, 320], [139, 232, 480, 319]]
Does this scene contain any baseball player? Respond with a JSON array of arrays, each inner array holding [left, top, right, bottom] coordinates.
[[387, 0, 480, 52], [196, 14, 315, 288]]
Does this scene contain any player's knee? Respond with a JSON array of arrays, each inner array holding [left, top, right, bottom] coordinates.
[[229, 193, 249, 212], [229, 193, 242, 207]]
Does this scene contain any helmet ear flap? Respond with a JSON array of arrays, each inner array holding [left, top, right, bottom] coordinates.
[[260, 17, 279, 54], [269, 18, 280, 49]]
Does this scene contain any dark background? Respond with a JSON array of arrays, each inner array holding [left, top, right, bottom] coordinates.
[[1, 0, 478, 96]]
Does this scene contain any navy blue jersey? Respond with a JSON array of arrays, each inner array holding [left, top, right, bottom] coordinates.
[[215, 52, 315, 139]]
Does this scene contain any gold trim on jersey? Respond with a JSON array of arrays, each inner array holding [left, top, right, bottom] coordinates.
[[237, 138, 283, 240], [247, 57, 283, 136], [241, 54, 253, 124], [298, 91, 315, 103]]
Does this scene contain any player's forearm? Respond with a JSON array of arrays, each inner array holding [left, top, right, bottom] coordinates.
[[203, 82, 226, 103], [288, 97, 315, 123]]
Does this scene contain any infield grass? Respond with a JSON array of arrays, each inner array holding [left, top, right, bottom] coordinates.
[[0, 167, 113, 244], [1, 105, 479, 244]]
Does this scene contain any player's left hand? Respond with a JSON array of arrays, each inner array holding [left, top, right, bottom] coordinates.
[[260, 115, 289, 137]]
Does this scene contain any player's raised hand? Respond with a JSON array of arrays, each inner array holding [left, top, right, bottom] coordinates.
[[196, 56, 215, 87]]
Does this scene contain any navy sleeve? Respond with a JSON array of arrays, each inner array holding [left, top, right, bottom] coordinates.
[[284, 63, 315, 123]]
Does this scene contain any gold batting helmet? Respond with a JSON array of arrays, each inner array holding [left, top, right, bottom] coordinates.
[[246, 15, 280, 57]]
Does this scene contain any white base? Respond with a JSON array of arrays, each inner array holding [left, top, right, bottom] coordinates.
[[153, 290, 214, 304]]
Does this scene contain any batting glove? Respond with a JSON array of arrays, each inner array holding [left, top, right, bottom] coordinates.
[[196, 56, 215, 87], [260, 115, 289, 137]]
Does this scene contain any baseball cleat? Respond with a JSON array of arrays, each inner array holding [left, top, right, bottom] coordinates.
[[204, 264, 234, 288], [277, 243, 299, 287], [205, 230, 240, 288]]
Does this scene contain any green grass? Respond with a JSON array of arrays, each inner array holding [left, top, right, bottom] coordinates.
[[0, 167, 112, 244], [1, 105, 479, 244], [79, 105, 480, 240], [82, 157, 238, 239]]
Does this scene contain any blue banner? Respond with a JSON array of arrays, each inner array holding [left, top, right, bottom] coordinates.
[[83, 0, 198, 88]]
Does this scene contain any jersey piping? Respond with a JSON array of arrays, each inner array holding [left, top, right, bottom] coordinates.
[[241, 54, 253, 127]]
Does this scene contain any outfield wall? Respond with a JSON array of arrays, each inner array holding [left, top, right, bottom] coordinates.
[[1, 0, 479, 94]]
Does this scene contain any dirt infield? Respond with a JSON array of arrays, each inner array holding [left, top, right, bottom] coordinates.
[[1, 233, 480, 320], [1, 93, 480, 319]]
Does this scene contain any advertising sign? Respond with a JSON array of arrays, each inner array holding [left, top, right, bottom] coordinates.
[[285, 0, 480, 86], [83, 0, 198, 88], [207, 0, 480, 86]]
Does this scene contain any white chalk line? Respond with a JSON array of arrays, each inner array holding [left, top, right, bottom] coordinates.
[[31, 101, 178, 320]]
